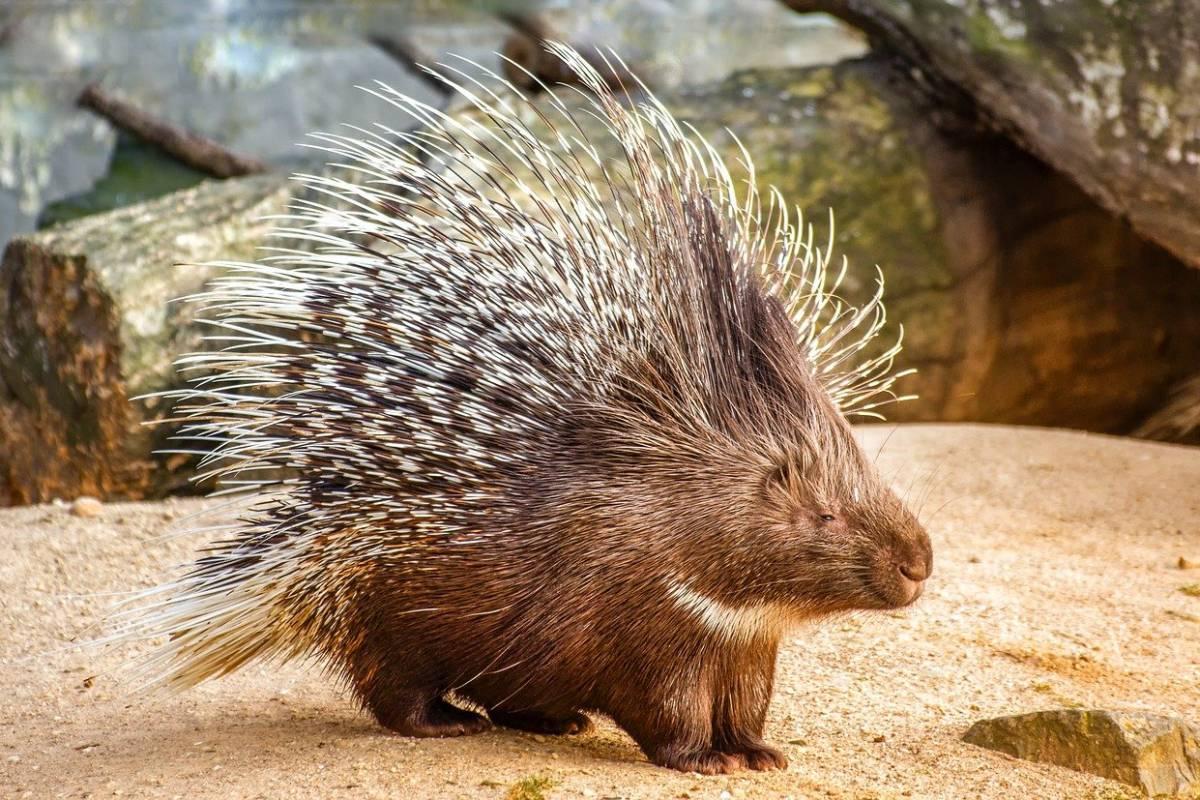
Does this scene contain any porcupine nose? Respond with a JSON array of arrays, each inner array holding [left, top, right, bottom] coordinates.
[[898, 561, 928, 583], [895, 540, 932, 603], [895, 561, 926, 604]]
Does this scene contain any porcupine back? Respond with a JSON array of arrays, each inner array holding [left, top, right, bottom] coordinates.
[[115, 44, 910, 691]]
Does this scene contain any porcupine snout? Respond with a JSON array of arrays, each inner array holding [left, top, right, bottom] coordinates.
[[871, 520, 932, 608]]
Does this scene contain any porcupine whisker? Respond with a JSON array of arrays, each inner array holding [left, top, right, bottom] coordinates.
[[909, 455, 949, 523]]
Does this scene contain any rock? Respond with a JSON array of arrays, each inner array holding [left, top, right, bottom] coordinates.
[[18, 3, 445, 167], [361, 3, 513, 83], [95, 38, 441, 169], [462, 58, 1200, 432], [781, 0, 1200, 272], [1136, 374, 1200, 446], [0, 1, 458, 250], [506, 0, 867, 90], [0, 173, 293, 506], [70, 497, 102, 518], [8, 54, 1200, 507], [0, 79, 116, 251], [1180, 557, 1198, 571], [963, 709, 1200, 797], [674, 62, 1200, 436]]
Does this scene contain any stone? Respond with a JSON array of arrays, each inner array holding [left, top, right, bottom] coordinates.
[[0, 1, 452, 250], [0, 81, 116, 252], [460, 58, 1200, 433], [963, 709, 1200, 797], [516, 0, 867, 90], [7, 51, 1200, 506], [70, 497, 102, 518], [0, 174, 293, 505], [1136, 374, 1200, 446], [781, 0, 1200, 271]]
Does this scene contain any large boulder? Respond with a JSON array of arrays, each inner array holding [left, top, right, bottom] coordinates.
[[0, 80, 116, 252], [0, 175, 292, 505], [502, 0, 867, 89], [781, 0, 1200, 271], [470, 58, 1200, 430], [0, 0, 459, 250]]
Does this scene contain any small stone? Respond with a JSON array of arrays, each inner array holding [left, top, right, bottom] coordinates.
[[1179, 556, 1197, 570], [70, 496, 103, 518], [963, 709, 1200, 796]]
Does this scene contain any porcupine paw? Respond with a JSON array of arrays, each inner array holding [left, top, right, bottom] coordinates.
[[727, 740, 788, 771], [377, 699, 492, 738], [490, 709, 593, 736], [653, 747, 744, 775]]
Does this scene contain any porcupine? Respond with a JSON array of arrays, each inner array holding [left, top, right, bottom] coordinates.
[[119, 44, 933, 774]]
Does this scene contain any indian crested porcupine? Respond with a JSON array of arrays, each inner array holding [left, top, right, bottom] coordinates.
[[119, 44, 932, 774]]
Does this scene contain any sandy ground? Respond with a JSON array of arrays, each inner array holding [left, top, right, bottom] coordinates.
[[1, 423, 1198, 800]]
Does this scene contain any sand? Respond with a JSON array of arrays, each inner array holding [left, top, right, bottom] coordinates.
[[2, 424, 1198, 799]]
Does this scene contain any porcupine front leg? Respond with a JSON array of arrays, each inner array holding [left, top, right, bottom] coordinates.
[[610, 668, 742, 775], [711, 640, 787, 771], [623, 701, 742, 774]]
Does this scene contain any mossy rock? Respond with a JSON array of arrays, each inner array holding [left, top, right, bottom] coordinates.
[[460, 57, 1200, 429], [0, 174, 293, 505], [964, 709, 1200, 797], [784, 0, 1200, 271]]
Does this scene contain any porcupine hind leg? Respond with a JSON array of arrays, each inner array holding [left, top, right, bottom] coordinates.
[[369, 691, 492, 738], [346, 632, 491, 737], [711, 641, 787, 771], [489, 708, 593, 735]]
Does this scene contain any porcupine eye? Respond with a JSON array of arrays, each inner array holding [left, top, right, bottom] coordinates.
[[819, 514, 836, 522]]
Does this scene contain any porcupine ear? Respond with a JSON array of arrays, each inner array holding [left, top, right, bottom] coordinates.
[[762, 450, 814, 498]]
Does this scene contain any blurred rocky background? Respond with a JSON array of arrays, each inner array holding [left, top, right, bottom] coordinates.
[[2, 0, 1199, 506]]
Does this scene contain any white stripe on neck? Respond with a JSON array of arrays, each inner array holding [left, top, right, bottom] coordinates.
[[665, 576, 789, 642]]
